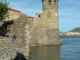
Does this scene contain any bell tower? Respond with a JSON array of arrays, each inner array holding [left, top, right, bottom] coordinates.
[[42, 0, 59, 11], [29, 0, 61, 46], [40, 0, 61, 45]]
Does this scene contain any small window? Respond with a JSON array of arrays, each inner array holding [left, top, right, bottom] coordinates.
[[48, 0, 51, 2], [39, 15, 41, 17]]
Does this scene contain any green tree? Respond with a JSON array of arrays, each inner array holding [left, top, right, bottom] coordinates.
[[0, 0, 9, 20]]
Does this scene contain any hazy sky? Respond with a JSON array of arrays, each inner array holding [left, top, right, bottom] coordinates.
[[6, 0, 80, 32]]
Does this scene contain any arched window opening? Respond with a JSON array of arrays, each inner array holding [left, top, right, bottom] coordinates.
[[39, 15, 41, 17], [48, 0, 51, 2]]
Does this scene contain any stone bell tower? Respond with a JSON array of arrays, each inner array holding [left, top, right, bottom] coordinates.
[[40, 0, 61, 45], [29, 0, 61, 46]]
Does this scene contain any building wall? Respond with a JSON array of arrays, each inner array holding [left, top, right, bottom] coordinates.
[[8, 11, 20, 20], [5, 8, 27, 21], [42, 0, 58, 12], [5, 9, 21, 20], [29, 0, 61, 46], [0, 16, 29, 60], [9, 16, 30, 57]]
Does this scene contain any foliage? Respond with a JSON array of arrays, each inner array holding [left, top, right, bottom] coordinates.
[[0, 0, 9, 20], [69, 27, 80, 32]]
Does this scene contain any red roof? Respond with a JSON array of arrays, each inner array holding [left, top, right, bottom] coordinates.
[[1, 20, 10, 22], [9, 8, 21, 13]]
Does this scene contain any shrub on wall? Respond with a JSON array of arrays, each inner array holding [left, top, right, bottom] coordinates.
[[0, 0, 9, 20]]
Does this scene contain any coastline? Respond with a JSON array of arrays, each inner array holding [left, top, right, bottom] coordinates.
[[60, 35, 80, 37]]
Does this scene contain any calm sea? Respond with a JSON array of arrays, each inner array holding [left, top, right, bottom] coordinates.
[[60, 36, 80, 60], [30, 36, 80, 60]]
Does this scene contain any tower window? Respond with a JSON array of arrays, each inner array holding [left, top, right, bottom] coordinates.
[[48, 0, 51, 2], [39, 15, 41, 17]]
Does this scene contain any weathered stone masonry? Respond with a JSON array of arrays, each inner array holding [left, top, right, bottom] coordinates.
[[30, 0, 61, 46], [0, 16, 30, 60], [0, 0, 62, 59]]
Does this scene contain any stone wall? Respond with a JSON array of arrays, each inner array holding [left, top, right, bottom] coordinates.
[[29, 0, 62, 46], [0, 16, 30, 60], [0, 39, 25, 60], [29, 12, 61, 46], [0, 0, 62, 59], [42, 0, 58, 12]]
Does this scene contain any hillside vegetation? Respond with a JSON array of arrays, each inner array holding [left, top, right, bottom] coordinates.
[[69, 27, 80, 32]]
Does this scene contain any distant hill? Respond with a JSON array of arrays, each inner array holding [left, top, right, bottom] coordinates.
[[69, 27, 80, 32]]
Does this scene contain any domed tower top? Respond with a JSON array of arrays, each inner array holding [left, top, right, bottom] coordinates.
[[42, 0, 59, 12]]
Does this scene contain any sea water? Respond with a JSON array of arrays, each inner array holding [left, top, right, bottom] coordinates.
[[60, 36, 80, 60], [30, 36, 80, 60]]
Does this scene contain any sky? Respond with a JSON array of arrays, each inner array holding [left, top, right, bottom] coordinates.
[[6, 0, 80, 32]]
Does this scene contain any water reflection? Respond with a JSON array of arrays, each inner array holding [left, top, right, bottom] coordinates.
[[30, 46, 60, 60]]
